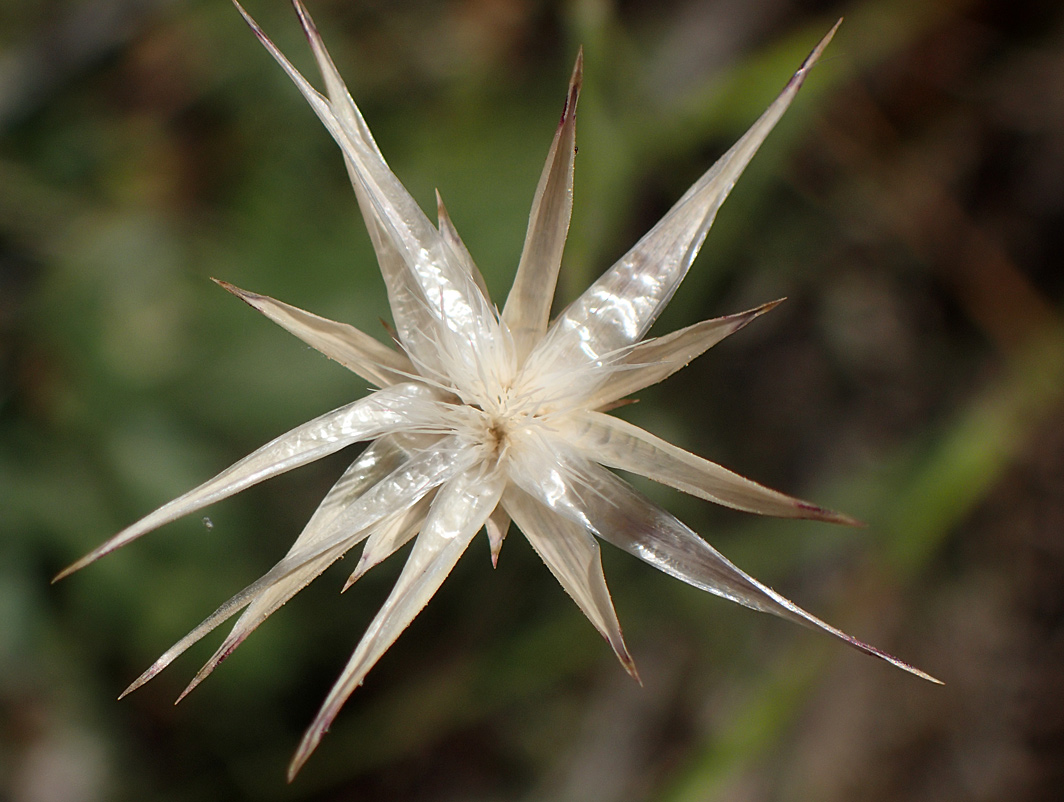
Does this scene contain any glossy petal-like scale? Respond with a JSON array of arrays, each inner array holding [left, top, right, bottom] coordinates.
[[502, 51, 583, 362], [559, 410, 859, 524], [581, 299, 783, 411], [216, 280, 414, 386], [55, 382, 446, 582], [289, 466, 506, 780], [526, 22, 841, 381], [504, 485, 637, 680]]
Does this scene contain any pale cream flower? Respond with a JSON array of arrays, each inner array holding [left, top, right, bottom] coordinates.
[[57, 1, 937, 780]]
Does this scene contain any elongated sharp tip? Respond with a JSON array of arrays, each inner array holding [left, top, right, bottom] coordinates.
[[619, 648, 642, 686], [122, 640, 194, 699], [287, 759, 303, 783], [434, 188, 452, 228], [213, 278, 268, 311], [488, 537, 503, 568], [790, 18, 843, 90], [231, 0, 265, 40], [755, 297, 786, 316], [291, 0, 318, 40], [846, 632, 943, 685], [174, 681, 197, 705], [791, 17, 846, 97], [726, 298, 786, 337], [118, 666, 158, 700], [52, 553, 96, 583], [571, 47, 584, 90], [485, 521, 506, 567], [559, 49, 583, 125], [811, 18, 842, 63], [797, 502, 865, 528], [288, 735, 319, 782], [341, 565, 363, 592], [211, 277, 240, 295], [343, 550, 378, 591], [51, 564, 77, 584]]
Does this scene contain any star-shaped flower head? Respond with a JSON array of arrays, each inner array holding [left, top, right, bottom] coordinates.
[[57, 0, 939, 780]]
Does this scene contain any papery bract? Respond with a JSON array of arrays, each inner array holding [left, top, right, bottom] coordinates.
[[58, 1, 938, 780]]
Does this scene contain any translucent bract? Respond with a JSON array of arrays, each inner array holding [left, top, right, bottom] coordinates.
[[58, 1, 938, 780]]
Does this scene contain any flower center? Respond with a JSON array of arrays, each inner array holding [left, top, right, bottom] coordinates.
[[485, 417, 509, 461]]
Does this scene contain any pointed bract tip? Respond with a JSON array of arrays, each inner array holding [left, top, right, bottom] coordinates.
[[232, 0, 267, 42], [757, 297, 787, 315], [175, 664, 214, 705], [286, 760, 302, 784], [803, 18, 842, 72], [118, 660, 167, 699], [118, 667, 155, 700], [291, 0, 318, 42], [489, 536, 503, 568], [211, 277, 236, 294], [791, 497, 863, 527], [559, 50, 583, 125], [571, 48, 584, 89], [434, 188, 450, 227], [718, 298, 787, 342], [485, 520, 506, 567], [795, 501, 865, 528], [52, 554, 92, 583], [845, 632, 942, 685], [731, 297, 786, 331], [174, 682, 195, 706], [214, 279, 266, 310], [341, 562, 366, 592], [288, 736, 319, 782], [620, 651, 642, 686], [788, 18, 842, 93]]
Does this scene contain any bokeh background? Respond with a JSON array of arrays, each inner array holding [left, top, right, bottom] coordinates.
[[2, 0, 1063, 799]]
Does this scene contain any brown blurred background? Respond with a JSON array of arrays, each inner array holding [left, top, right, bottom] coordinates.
[[2, 0, 1062, 800]]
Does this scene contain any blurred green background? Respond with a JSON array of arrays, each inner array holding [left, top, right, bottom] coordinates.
[[2, 0, 1062, 799]]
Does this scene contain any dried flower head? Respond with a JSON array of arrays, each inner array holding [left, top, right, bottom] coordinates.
[[57, 1, 938, 780]]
